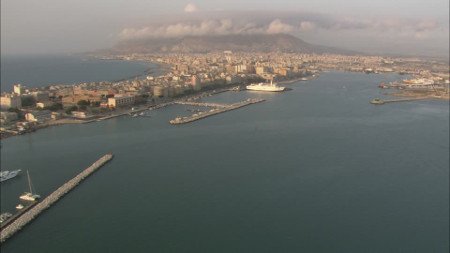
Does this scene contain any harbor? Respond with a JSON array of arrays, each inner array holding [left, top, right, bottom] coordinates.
[[0, 71, 448, 252], [170, 98, 265, 124], [0, 153, 114, 243]]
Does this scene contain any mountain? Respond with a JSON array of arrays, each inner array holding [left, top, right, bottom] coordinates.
[[108, 33, 357, 55]]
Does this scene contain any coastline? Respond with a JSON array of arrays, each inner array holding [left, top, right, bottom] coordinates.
[[0, 86, 235, 140], [2, 55, 447, 140], [0, 56, 162, 92]]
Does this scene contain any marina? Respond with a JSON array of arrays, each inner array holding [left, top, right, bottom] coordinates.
[[0, 153, 114, 243], [0, 72, 448, 252], [170, 98, 265, 124]]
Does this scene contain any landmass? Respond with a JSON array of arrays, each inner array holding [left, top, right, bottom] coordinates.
[[1, 34, 449, 139]]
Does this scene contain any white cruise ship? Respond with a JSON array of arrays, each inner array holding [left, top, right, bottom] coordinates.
[[246, 80, 285, 92]]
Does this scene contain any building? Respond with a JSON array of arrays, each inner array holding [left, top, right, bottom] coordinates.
[[107, 95, 135, 108], [153, 86, 168, 98], [0, 111, 18, 125], [31, 91, 49, 102], [191, 75, 201, 91], [255, 66, 266, 75], [0, 95, 22, 110], [36, 101, 54, 109], [71, 111, 90, 119], [13, 84, 25, 95], [24, 110, 52, 123]]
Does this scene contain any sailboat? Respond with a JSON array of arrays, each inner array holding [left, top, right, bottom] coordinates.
[[19, 170, 41, 201]]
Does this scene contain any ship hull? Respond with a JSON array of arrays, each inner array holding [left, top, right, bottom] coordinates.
[[246, 84, 285, 92], [0, 170, 21, 182]]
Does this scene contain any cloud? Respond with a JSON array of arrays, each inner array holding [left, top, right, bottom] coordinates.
[[299, 21, 316, 32], [184, 3, 199, 13], [118, 12, 444, 41], [266, 19, 294, 34]]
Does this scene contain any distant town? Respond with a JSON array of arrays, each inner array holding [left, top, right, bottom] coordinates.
[[1, 52, 449, 139]]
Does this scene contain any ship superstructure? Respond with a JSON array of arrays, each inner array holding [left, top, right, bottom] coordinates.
[[0, 170, 21, 182], [246, 80, 285, 92]]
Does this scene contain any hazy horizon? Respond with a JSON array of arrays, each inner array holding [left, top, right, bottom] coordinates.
[[1, 0, 449, 58]]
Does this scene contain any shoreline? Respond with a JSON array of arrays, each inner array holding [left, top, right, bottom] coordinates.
[[2, 61, 447, 140], [0, 57, 167, 93], [0, 86, 235, 140]]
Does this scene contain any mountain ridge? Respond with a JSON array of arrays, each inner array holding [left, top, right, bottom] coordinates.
[[108, 33, 358, 55]]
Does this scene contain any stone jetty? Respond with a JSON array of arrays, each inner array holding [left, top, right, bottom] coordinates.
[[0, 153, 114, 243]]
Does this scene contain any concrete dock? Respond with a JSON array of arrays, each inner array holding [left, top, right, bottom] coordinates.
[[0, 153, 114, 243], [170, 98, 265, 125], [174, 101, 228, 108], [370, 97, 429, 105]]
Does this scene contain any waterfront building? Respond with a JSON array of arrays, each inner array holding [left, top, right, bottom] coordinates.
[[36, 101, 54, 109], [13, 84, 25, 95], [0, 95, 22, 110], [0, 111, 18, 125], [51, 112, 61, 120], [71, 111, 90, 119], [24, 110, 52, 123], [255, 66, 266, 75], [153, 86, 168, 98], [191, 75, 201, 91], [31, 91, 49, 102], [107, 95, 135, 108]]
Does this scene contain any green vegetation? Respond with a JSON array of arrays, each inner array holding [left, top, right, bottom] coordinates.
[[45, 103, 63, 112], [65, 105, 78, 114], [21, 96, 36, 107], [7, 108, 25, 120], [7, 108, 21, 113], [77, 100, 90, 106]]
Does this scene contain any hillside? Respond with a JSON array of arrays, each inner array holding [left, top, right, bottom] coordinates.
[[109, 33, 356, 55]]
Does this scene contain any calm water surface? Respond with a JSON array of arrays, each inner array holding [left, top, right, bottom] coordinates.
[[1, 72, 448, 252], [1, 55, 156, 92]]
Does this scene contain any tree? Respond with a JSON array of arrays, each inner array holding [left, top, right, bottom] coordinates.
[[65, 105, 78, 114], [7, 107, 20, 113], [21, 96, 36, 107], [46, 103, 63, 112], [77, 100, 90, 106]]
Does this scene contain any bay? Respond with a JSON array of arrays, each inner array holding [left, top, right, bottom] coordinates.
[[0, 55, 157, 92], [0, 71, 448, 252]]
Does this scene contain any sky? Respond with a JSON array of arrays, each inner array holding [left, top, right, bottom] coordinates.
[[1, 0, 449, 57]]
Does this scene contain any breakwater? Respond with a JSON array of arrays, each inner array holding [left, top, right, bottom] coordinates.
[[170, 98, 265, 125], [370, 97, 429, 105], [0, 153, 114, 243]]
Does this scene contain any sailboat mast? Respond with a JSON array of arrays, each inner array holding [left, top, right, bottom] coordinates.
[[27, 170, 32, 194]]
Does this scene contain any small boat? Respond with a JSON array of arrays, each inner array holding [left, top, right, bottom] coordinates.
[[16, 204, 24, 210], [0, 169, 21, 182], [370, 98, 385, 105], [19, 170, 40, 202], [0, 213, 12, 223]]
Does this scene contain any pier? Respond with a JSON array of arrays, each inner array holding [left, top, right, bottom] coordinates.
[[170, 98, 265, 125], [0, 153, 114, 243], [370, 97, 429, 105], [174, 101, 228, 108]]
